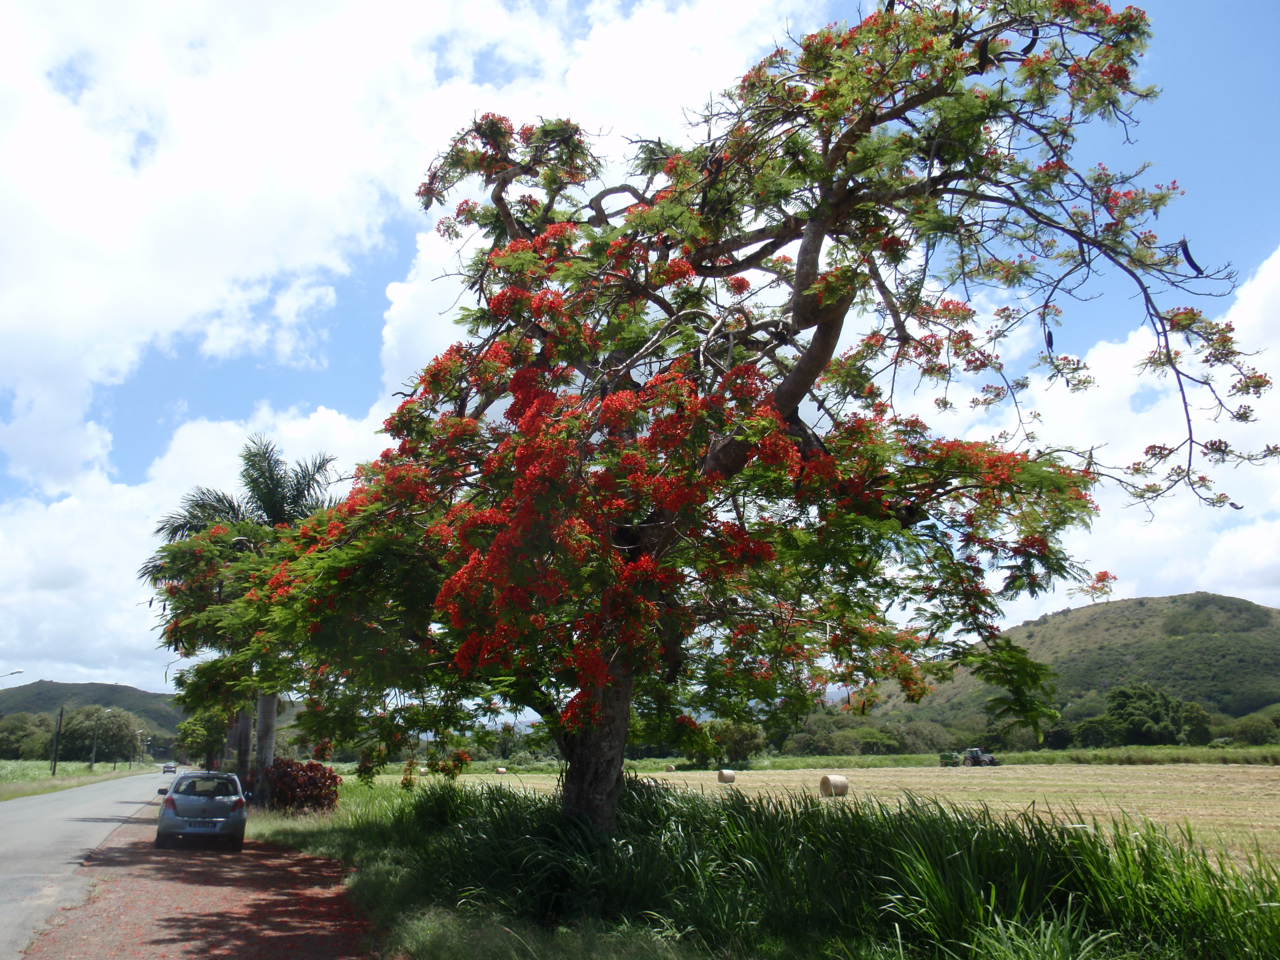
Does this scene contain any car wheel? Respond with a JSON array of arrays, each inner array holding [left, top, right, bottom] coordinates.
[[154, 834, 169, 849], [224, 835, 244, 853]]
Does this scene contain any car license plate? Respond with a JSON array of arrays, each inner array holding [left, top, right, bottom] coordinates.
[[186, 820, 217, 829]]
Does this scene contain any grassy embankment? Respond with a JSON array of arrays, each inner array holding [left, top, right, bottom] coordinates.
[[251, 769, 1280, 960], [0, 759, 151, 801]]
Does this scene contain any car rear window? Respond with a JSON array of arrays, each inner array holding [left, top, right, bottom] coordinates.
[[174, 777, 238, 797]]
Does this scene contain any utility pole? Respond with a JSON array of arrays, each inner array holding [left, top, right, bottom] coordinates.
[[50, 706, 64, 776], [89, 708, 112, 771]]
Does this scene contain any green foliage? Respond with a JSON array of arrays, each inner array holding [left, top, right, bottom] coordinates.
[[176, 711, 230, 765], [681, 719, 765, 767], [0, 712, 53, 760], [1179, 702, 1213, 747], [834, 726, 902, 756], [754, 745, 1280, 768], [1074, 716, 1122, 749], [55, 706, 148, 763], [985, 744, 1280, 767], [780, 707, 956, 758], [1042, 724, 1074, 750], [1162, 593, 1271, 636], [1231, 715, 1278, 746], [1104, 683, 1188, 746], [940, 911, 1121, 960], [472, 721, 559, 762], [968, 639, 1061, 738]]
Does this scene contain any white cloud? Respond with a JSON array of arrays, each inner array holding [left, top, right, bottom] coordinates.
[[269, 280, 337, 368], [991, 247, 1280, 626], [1, 0, 817, 496], [3, 0, 1276, 694], [1, 0, 827, 689], [381, 230, 475, 397], [0, 401, 389, 691]]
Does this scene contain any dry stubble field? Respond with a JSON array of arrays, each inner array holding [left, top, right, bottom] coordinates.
[[453, 764, 1280, 862]]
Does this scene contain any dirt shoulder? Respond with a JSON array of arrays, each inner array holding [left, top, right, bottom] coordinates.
[[21, 801, 372, 960]]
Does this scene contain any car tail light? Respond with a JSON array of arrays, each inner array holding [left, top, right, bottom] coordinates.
[[163, 796, 177, 812], [230, 798, 244, 812]]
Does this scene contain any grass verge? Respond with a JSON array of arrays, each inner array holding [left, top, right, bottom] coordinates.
[[0, 759, 149, 802], [250, 777, 1279, 959]]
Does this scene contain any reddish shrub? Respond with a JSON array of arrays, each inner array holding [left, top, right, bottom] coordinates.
[[264, 757, 341, 813]]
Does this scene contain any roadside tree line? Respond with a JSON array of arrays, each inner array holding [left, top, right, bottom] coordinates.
[[0, 705, 153, 764]]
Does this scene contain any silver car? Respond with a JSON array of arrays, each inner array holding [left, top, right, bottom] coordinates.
[[155, 772, 247, 851]]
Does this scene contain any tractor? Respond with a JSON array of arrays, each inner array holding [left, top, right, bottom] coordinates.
[[940, 747, 1000, 767], [961, 746, 1000, 766]]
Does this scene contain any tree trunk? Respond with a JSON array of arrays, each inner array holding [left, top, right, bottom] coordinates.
[[557, 671, 635, 833], [252, 693, 277, 806], [233, 709, 252, 780]]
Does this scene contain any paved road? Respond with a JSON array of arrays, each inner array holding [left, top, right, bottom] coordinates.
[[0, 774, 163, 959]]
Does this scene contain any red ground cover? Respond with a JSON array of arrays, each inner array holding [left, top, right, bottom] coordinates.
[[23, 804, 370, 959]]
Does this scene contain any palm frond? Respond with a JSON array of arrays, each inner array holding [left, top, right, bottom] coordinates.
[[137, 551, 172, 584], [288, 452, 338, 519], [153, 487, 249, 542], [299, 493, 345, 517], [239, 434, 292, 525]]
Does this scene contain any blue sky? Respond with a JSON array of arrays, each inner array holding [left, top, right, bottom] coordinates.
[[2, 0, 1278, 693], [91, 229, 407, 489]]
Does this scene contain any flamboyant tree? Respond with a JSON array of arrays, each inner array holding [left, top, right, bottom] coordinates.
[[151, 0, 1273, 831]]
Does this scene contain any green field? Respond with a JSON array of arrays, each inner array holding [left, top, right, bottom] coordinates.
[[0, 759, 148, 801]]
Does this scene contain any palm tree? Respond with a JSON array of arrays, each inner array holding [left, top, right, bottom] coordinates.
[[143, 434, 338, 800], [153, 435, 337, 540]]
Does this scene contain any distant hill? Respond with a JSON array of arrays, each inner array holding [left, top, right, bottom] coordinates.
[[0, 680, 185, 736], [879, 592, 1280, 727]]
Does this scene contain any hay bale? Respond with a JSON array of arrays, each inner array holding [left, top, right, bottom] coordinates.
[[495, 766, 508, 774], [819, 774, 848, 797], [717, 769, 736, 783], [664, 764, 676, 772]]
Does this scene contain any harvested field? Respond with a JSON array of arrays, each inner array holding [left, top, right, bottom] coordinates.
[[450, 763, 1280, 861]]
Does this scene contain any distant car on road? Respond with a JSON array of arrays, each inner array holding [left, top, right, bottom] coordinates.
[[161, 762, 177, 774], [155, 772, 247, 852]]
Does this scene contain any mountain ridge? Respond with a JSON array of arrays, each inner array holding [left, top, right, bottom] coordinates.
[[0, 679, 184, 736], [880, 591, 1280, 727]]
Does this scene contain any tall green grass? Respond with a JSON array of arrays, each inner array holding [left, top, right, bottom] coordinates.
[[254, 779, 1279, 959]]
